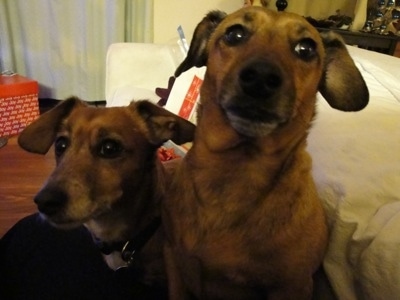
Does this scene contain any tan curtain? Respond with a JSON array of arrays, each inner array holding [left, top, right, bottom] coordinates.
[[0, 0, 153, 101], [353, 0, 368, 30]]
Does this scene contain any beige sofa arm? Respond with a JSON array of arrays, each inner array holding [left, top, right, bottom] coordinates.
[[105, 43, 184, 107]]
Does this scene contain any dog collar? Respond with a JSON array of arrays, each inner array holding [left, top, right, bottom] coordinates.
[[94, 216, 161, 266]]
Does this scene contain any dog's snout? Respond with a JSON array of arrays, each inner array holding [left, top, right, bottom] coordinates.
[[239, 62, 282, 98], [34, 187, 68, 216]]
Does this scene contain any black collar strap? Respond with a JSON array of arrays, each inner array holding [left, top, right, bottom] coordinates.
[[94, 216, 161, 266]]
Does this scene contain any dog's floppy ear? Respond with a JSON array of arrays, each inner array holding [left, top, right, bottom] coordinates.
[[319, 31, 369, 111], [174, 10, 227, 77], [18, 97, 86, 154], [133, 100, 196, 146]]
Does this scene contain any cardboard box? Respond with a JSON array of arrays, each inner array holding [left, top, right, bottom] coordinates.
[[158, 67, 206, 159], [0, 74, 39, 137], [165, 66, 206, 124]]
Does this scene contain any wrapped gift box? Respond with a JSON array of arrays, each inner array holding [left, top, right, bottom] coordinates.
[[0, 74, 39, 137]]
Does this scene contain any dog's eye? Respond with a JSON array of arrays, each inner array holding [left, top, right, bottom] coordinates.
[[294, 38, 317, 60], [98, 139, 123, 159], [54, 136, 69, 157], [224, 25, 248, 46]]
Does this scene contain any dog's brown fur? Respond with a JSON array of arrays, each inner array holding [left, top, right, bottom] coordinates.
[[163, 7, 369, 299], [18, 97, 195, 288]]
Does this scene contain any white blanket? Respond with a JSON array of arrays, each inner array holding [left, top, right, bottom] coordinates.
[[308, 47, 400, 299]]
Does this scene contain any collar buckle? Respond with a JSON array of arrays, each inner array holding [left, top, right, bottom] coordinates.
[[121, 241, 137, 266]]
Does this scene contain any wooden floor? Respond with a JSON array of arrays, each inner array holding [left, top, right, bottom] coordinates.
[[0, 136, 55, 237]]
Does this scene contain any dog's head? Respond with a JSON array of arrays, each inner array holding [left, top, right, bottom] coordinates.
[[18, 97, 195, 229], [175, 7, 369, 138]]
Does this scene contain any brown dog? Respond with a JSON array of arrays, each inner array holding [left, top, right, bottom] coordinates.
[[163, 7, 369, 300], [18, 97, 195, 289]]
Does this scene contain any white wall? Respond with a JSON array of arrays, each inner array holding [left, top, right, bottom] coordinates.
[[153, 0, 242, 44], [153, 0, 365, 44]]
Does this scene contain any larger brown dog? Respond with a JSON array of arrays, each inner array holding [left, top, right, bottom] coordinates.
[[18, 97, 195, 289], [163, 7, 369, 300]]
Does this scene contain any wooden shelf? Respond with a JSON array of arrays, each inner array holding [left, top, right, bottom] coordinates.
[[317, 27, 400, 56]]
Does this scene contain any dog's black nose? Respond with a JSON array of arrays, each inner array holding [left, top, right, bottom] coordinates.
[[239, 61, 282, 98], [34, 187, 68, 216]]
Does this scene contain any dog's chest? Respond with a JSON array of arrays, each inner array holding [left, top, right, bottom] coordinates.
[[167, 144, 324, 282], [175, 221, 289, 298], [174, 190, 291, 275]]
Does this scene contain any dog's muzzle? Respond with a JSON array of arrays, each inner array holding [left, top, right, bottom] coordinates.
[[34, 186, 68, 217], [220, 59, 295, 137], [239, 60, 283, 99]]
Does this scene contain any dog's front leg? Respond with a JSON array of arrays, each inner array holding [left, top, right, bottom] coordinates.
[[164, 242, 188, 300], [267, 277, 313, 300]]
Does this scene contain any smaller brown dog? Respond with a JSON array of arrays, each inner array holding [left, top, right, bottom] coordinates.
[[18, 97, 195, 288], [163, 7, 369, 300]]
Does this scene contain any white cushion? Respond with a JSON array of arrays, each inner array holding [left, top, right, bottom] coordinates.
[[105, 42, 184, 106]]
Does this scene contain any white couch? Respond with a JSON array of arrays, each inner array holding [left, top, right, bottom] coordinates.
[[105, 42, 185, 107]]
